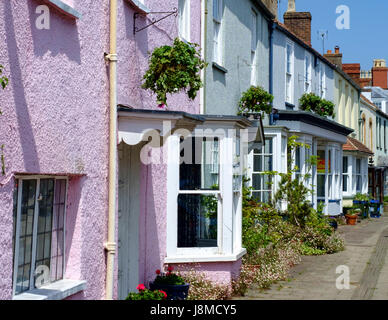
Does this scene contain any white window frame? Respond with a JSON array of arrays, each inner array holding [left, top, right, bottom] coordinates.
[[319, 61, 326, 98], [304, 53, 312, 93], [251, 138, 273, 203], [213, 0, 223, 66], [12, 176, 68, 297], [285, 41, 294, 104], [354, 157, 362, 193], [250, 9, 258, 86], [166, 128, 245, 262], [342, 156, 350, 195], [179, 0, 191, 42]]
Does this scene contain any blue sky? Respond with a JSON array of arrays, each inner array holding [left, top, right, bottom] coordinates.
[[277, 0, 387, 70]]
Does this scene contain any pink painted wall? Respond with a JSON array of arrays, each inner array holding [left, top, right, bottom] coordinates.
[[115, 0, 202, 291], [115, 0, 242, 295], [0, 0, 110, 300], [0, 0, 241, 300]]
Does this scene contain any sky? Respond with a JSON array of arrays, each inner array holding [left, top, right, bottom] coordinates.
[[277, 0, 388, 71]]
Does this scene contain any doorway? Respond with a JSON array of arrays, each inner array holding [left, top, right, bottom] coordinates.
[[117, 142, 141, 299]]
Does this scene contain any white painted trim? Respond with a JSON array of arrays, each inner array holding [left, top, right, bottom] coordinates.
[[13, 279, 86, 300], [12, 180, 23, 297], [46, 0, 82, 19], [164, 248, 246, 263]]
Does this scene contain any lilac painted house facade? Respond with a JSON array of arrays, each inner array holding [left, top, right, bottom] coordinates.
[[0, 0, 263, 300]]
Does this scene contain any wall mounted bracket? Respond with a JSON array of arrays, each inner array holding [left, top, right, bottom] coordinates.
[[133, 8, 178, 35]]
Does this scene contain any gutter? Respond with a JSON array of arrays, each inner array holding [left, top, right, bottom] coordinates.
[[200, 0, 207, 114], [104, 0, 118, 300]]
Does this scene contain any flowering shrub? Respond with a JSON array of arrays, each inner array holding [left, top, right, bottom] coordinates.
[[232, 244, 301, 296], [153, 265, 186, 285], [126, 284, 167, 300], [299, 93, 335, 118], [178, 269, 232, 300]]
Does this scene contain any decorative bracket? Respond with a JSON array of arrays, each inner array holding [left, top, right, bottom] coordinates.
[[133, 8, 178, 35]]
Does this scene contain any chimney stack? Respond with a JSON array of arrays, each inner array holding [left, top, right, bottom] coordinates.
[[324, 46, 343, 68], [372, 59, 388, 89], [283, 0, 312, 46], [261, 0, 278, 19]]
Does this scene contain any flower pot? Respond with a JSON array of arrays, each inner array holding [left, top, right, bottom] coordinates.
[[345, 214, 357, 225], [149, 282, 190, 300]]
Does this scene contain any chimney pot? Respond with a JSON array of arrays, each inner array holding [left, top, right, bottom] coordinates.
[[335, 46, 340, 54]]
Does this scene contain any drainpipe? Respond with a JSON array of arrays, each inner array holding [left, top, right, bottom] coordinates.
[[269, 21, 276, 125], [104, 0, 118, 300], [200, 0, 207, 114]]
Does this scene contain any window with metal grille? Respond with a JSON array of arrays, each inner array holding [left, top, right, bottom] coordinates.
[[12, 177, 67, 296]]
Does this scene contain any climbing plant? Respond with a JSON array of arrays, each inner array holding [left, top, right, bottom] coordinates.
[[299, 92, 335, 118], [142, 38, 207, 107], [237, 86, 273, 118], [0, 64, 8, 175]]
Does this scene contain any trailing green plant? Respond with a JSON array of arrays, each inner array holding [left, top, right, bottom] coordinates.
[[142, 38, 207, 106], [238, 86, 273, 118], [299, 92, 335, 118]]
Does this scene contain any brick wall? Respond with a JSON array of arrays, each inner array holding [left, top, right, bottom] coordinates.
[[283, 11, 312, 46]]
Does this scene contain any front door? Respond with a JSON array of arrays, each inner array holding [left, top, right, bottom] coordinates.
[[118, 142, 141, 300]]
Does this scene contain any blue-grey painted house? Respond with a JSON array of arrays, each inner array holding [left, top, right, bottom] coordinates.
[[249, 5, 354, 215]]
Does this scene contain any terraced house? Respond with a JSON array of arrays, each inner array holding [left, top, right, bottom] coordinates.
[[260, 2, 353, 216], [322, 48, 372, 208], [0, 0, 266, 300]]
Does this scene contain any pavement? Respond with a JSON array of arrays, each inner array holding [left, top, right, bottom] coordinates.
[[233, 215, 388, 300]]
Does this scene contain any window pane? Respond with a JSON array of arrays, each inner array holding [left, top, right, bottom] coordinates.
[[15, 180, 37, 295], [264, 155, 273, 171], [180, 137, 220, 191], [178, 194, 217, 248], [34, 179, 55, 288], [51, 179, 66, 282], [343, 175, 348, 192], [343, 157, 348, 174], [252, 174, 262, 190], [264, 139, 273, 154], [317, 175, 325, 197], [252, 191, 261, 202], [356, 159, 361, 174]]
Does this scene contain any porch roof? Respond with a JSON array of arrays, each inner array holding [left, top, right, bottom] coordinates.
[[343, 137, 374, 155], [276, 110, 354, 136], [117, 105, 264, 147]]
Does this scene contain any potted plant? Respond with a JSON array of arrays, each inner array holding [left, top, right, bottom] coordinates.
[[142, 38, 207, 108], [149, 266, 190, 300], [237, 86, 273, 119], [299, 93, 335, 118], [126, 284, 167, 300], [345, 208, 360, 225], [354, 193, 370, 219]]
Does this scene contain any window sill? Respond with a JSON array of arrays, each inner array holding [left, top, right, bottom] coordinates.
[[165, 248, 246, 263], [46, 0, 82, 19], [212, 62, 228, 74], [13, 279, 86, 300], [285, 102, 295, 110], [125, 0, 151, 14]]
